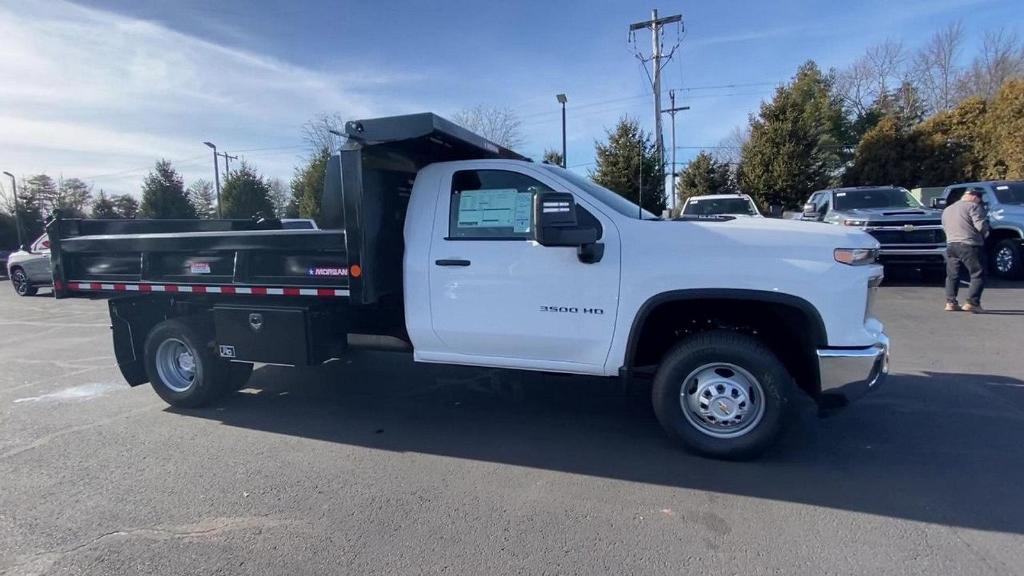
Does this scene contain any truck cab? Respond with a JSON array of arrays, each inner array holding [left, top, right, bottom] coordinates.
[[48, 113, 889, 460]]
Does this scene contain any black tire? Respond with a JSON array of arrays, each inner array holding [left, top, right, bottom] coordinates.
[[990, 238, 1023, 279], [143, 318, 231, 408], [651, 330, 794, 460], [10, 267, 38, 296]]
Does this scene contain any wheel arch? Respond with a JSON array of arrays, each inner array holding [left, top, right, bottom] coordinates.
[[623, 289, 828, 396]]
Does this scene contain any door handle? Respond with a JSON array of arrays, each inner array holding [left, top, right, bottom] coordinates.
[[435, 259, 471, 267]]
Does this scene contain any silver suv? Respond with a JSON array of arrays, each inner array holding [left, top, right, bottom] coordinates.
[[933, 181, 1024, 279], [6, 234, 53, 296]]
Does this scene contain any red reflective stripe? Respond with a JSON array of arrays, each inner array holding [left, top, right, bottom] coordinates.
[[317, 288, 335, 297], [165, 284, 178, 293], [221, 286, 235, 294], [115, 283, 126, 291], [193, 285, 207, 293], [251, 287, 267, 295], [139, 284, 151, 292], [283, 287, 300, 296]]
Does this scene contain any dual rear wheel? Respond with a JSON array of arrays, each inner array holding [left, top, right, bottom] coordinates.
[[144, 319, 252, 408]]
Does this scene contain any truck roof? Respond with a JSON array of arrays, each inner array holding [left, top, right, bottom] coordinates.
[[687, 193, 751, 201]]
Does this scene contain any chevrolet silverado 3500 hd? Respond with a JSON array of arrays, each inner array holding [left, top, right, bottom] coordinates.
[[47, 113, 888, 459]]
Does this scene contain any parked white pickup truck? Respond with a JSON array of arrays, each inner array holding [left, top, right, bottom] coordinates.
[[48, 113, 888, 459]]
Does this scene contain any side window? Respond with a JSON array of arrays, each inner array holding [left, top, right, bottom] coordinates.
[[815, 192, 830, 212], [946, 187, 966, 205], [449, 170, 553, 239]]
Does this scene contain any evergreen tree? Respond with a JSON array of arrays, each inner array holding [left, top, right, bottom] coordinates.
[[220, 162, 274, 219], [140, 160, 195, 219], [290, 148, 330, 223], [542, 149, 564, 167], [91, 190, 119, 218], [590, 117, 665, 215], [14, 177, 46, 239], [113, 194, 140, 219], [187, 179, 217, 219], [738, 61, 850, 209], [675, 151, 734, 211]]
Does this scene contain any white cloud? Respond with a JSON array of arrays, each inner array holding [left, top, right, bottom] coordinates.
[[0, 0, 411, 195]]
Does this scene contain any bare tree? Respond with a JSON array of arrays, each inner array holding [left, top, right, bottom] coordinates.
[[301, 112, 345, 157], [865, 39, 907, 99], [452, 105, 524, 149], [912, 21, 965, 113], [837, 40, 908, 116], [267, 177, 290, 218], [713, 125, 749, 168], [836, 58, 876, 116], [957, 28, 1024, 100]]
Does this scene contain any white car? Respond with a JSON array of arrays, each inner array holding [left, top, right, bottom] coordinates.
[[681, 193, 763, 217], [6, 234, 52, 296]]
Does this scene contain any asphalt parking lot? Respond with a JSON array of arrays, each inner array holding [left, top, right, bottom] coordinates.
[[1, 278, 1022, 575]]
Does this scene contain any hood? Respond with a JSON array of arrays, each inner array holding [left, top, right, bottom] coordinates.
[[991, 203, 1024, 221], [658, 215, 879, 254], [833, 207, 942, 221]]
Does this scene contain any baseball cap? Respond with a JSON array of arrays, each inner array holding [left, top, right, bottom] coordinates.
[[964, 188, 984, 196]]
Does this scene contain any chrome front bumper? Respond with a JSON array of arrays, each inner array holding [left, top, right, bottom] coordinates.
[[816, 332, 889, 404]]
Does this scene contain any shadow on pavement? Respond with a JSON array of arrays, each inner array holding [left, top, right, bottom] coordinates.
[[175, 352, 1024, 535]]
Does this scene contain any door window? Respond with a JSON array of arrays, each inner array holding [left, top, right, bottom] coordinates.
[[945, 187, 966, 205], [448, 170, 552, 239]]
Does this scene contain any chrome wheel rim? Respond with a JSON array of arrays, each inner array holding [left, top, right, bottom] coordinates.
[[995, 246, 1014, 273], [155, 338, 197, 393], [12, 270, 27, 295], [680, 363, 766, 439]]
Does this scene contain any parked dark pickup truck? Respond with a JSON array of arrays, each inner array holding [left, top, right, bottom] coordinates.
[[802, 186, 946, 271]]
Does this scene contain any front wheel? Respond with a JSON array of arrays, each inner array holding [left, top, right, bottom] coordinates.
[[652, 331, 794, 460], [991, 239, 1023, 279], [10, 268, 37, 296]]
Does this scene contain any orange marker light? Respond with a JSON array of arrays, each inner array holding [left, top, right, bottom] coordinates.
[[350, 264, 362, 278]]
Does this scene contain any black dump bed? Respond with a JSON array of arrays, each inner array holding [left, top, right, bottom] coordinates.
[[49, 113, 525, 305]]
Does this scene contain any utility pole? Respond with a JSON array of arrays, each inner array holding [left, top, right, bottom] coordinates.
[[629, 8, 683, 209], [203, 142, 221, 218], [662, 89, 690, 213], [2, 171, 23, 247], [218, 152, 238, 181]]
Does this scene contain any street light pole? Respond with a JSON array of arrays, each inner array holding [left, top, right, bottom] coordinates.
[[203, 142, 221, 218], [556, 94, 567, 168], [2, 171, 23, 247]]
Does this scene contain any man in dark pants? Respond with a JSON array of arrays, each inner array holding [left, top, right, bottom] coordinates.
[[942, 188, 990, 313]]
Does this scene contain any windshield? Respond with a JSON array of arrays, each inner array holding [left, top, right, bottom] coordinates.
[[683, 197, 756, 216], [833, 188, 923, 210], [541, 164, 658, 219], [993, 182, 1024, 205]]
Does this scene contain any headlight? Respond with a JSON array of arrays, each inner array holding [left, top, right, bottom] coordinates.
[[834, 248, 878, 266], [843, 219, 867, 226]]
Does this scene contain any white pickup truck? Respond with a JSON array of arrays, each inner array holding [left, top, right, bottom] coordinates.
[[48, 113, 888, 459]]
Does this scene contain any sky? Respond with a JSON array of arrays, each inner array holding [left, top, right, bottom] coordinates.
[[0, 0, 1020, 199]]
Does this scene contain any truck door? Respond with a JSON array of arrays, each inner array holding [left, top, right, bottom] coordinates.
[[426, 165, 620, 373]]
